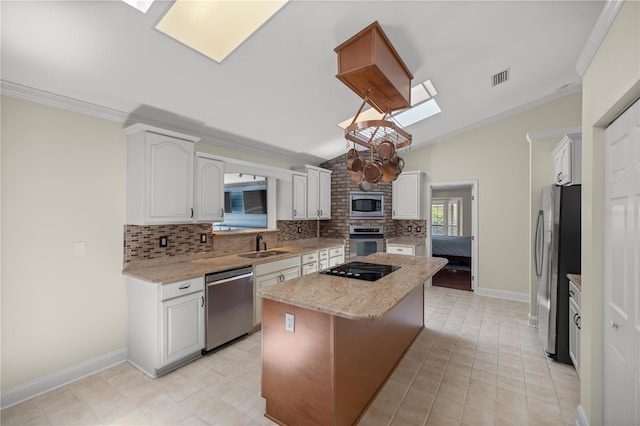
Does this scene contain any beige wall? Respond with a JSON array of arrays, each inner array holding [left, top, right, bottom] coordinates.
[[432, 187, 473, 236], [580, 1, 640, 424], [1, 96, 128, 390], [405, 91, 582, 296], [0, 96, 297, 393]]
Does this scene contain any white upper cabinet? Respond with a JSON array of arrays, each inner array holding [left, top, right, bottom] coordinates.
[[126, 124, 200, 225], [392, 171, 424, 219], [277, 173, 307, 220], [552, 133, 581, 185], [194, 154, 224, 222], [306, 166, 332, 220]]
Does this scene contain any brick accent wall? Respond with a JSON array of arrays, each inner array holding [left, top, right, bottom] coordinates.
[[319, 152, 397, 255]]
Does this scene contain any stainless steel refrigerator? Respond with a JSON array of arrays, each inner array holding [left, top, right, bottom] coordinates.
[[534, 184, 581, 364]]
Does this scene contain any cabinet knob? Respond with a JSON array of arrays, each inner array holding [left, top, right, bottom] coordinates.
[[576, 315, 581, 330], [611, 321, 619, 329], [190, 208, 194, 218], [293, 209, 297, 216], [201, 296, 204, 307], [220, 208, 224, 217], [557, 172, 563, 183]]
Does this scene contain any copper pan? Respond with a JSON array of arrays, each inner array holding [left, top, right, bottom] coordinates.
[[363, 160, 384, 184], [349, 170, 364, 184], [377, 140, 395, 160], [382, 161, 398, 183], [388, 153, 399, 165]]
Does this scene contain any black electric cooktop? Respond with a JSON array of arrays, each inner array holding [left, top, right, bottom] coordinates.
[[320, 261, 400, 282]]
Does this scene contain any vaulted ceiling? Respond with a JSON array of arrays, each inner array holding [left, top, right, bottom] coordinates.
[[1, 1, 604, 164]]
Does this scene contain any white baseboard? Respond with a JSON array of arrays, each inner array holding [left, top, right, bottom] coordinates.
[[528, 315, 538, 328], [576, 404, 589, 426], [474, 287, 529, 303], [1, 348, 127, 409]]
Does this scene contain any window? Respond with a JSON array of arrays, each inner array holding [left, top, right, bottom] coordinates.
[[431, 198, 462, 236]]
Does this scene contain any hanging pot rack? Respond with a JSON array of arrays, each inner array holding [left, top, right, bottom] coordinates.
[[343, 92, 412, 151]]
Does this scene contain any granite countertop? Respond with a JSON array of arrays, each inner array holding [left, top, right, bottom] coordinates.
[[259, 252, 447, 321], [385, 237, 425, 247], [567, 273, 581, 290], [123, 238, 345, 284]]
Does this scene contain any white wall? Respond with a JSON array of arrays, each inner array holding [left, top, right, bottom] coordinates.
[[404, 91, 582, 296], [1, 96, 127, 390], [580, 1, 639, 424]]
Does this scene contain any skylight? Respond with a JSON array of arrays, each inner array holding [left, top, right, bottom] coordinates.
[[338, 79, 441, 129], [155, 0, 289, 63], [121, 0, 155, 13]]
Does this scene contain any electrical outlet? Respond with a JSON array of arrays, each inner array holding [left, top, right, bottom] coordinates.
[[407, 225, 412, 232], [285, 312, 295, 332], [297, 226, 302, 233], [416, 226, 421, 233], [159, 236, 168, 247], [200, 233, 207, 243]]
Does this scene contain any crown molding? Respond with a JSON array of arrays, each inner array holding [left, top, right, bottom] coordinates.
[[1, 80, 325, 166], [576, 0, 624, 77], [526, 126, 582, 143], [1, 80, 129, 122]]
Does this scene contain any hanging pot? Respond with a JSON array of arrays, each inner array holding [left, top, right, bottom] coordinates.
[[359, 180, 375, 192], [363, 160, 384, 184], [351, 156, 366, 172], [381, 160, 398, 183], [349, 169, 364, 184], [388, 153, 399, 165], [376, 140, 395, 161]]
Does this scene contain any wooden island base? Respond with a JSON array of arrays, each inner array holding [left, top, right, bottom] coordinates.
[[261, 285, 424, 426]]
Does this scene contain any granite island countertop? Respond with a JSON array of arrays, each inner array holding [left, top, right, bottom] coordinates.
[[122, 238, 345, 284], [259, 252, 447, 321]]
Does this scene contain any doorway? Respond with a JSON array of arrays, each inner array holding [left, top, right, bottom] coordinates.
[[427, 180, 478, 291]]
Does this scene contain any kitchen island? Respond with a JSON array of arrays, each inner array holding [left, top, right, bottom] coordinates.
[[259, 253, 447, 426]]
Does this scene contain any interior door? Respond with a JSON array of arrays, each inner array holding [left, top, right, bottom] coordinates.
[[603, 99, 639, 426]]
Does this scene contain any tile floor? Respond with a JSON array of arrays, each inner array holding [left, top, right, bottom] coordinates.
[[1, 286, 579, 425]]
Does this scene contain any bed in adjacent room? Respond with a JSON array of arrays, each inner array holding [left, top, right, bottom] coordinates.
[[431, 235, 472, 290]]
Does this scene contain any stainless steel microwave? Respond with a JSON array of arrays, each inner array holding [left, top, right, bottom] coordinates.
[[350, 192, 384, 218]]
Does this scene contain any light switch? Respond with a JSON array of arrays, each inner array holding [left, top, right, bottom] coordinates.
[[285, 312, 295, 332], [74, 241, 86, 257]]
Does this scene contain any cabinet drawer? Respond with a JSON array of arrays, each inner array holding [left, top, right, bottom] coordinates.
[[255, 256, 301, 276], [161, 277, 204, 301], [302, 262, 318, 275], [329, 246, 344, 257], [301, 251, 319, 263], [387, 245, 415, 255], [319, 249, 329, 260]]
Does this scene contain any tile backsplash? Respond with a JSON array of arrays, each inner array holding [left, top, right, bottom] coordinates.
[[276, 220, 317, 241], [124, 223, 213, 267]]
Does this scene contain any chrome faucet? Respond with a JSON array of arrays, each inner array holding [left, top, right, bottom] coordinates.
[[256, 233, 263, 252]]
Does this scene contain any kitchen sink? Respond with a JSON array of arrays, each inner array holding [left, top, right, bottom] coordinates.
[[237, 250, 289, 259]]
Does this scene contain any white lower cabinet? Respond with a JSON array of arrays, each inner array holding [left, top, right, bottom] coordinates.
[[319, 249, 329, 270], [254, 256, 301, 326], [301, 251, 319, 275], [386, 243, 425, 256], [127, 276, 205, 378], [568, 280, 581, 377], [328, 246, 345, 267]]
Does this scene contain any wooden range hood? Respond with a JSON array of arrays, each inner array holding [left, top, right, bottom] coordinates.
[[334, 21, 413, 114]]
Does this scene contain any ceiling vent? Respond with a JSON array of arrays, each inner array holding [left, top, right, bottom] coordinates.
[[491, 69, 510, 87]]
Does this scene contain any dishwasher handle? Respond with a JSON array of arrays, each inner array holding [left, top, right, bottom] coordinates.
[[206, 272, 253, 287]]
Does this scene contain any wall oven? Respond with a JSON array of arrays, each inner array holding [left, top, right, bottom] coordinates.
[[350, 192, 384, 218], [349, 225, 384, 258]]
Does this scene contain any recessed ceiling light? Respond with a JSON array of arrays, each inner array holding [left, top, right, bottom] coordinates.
[[121, 0, 155, 13], [156, 0, 289, 63]]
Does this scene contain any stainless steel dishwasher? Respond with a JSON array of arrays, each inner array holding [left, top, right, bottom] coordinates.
[[204, 265, 254, 352]]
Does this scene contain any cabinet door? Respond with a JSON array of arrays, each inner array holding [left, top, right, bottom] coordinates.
[[255, 267, 301, 325], [146, 133, 194, 223], [318, 170, 332, 219], [194, 156, 224, 222], [292, 174, 307, 219], [568, 297, 579, 375], [161, 291, 204, 367], [307, 168, 320, 219], [392, 172, 422, 219]]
